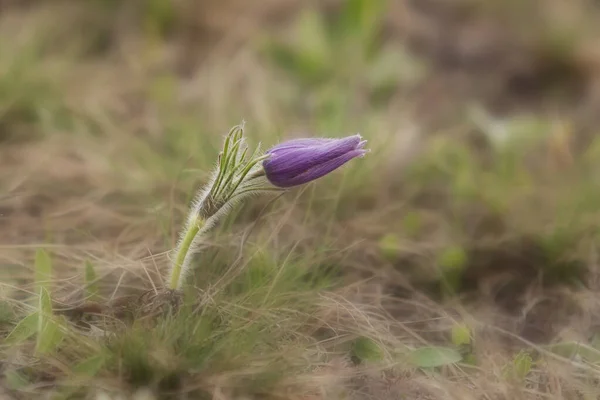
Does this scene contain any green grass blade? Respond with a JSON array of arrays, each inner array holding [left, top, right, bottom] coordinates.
[[5, 312, 39, 344], [84, 260, 99, 301], [34, 249, 52, 293], [73, 355, 105, 377], [35, 287, 63, 355]]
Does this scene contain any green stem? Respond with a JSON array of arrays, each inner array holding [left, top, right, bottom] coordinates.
[[169, 217, 204, 290]]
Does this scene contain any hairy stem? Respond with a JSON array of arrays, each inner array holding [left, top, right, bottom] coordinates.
[[169, 217, 205, 290]]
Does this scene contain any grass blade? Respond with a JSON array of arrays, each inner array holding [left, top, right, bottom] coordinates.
[[35, 287, 63, 355], [84, 260, 99, 301], [73, 355, 105, 377], [34, 249, 52, 293], [5, 312, 39, 344]]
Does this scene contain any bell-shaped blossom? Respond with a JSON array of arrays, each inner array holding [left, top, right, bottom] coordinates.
[[263, 134, 368, 188]]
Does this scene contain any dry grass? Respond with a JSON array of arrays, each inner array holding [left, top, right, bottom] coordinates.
[[3, 0, 600, 399]]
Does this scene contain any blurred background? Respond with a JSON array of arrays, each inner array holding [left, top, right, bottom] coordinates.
[[3, 0, 600, 397]]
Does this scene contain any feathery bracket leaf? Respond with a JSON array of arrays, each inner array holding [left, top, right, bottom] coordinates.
[[167, 123, 283, 291]]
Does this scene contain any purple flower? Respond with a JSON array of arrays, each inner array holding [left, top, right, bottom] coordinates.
[[263, 134, 368, 188]]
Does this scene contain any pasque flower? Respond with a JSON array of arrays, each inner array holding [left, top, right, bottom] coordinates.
[[168, 123, 276, 290], [167, 125, 368, 292], [262, 134, 368, 188]]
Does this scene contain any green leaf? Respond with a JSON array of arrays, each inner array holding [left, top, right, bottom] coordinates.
[[5, 369, 29, 390], [84, 260, 99, 301], [34, 248, 52, 292], [73, 355, 105, 377], [547, 341, 600, 363], [578, 345, 600, 363], [546, 341, 581, 358], [352, 337, 384, 362], [36, 317, 63, 356], [39, 286, 52, 315], [451, 323, 471, 346], [513, 351, 533, 380], [35, 287, 63, 355], [5, 312, 39, 344], [408, 346, 462, 368], [502, 350, 533, 382]]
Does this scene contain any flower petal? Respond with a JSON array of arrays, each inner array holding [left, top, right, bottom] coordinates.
[[265, 149, 366, 187], [264, 135, 363, 177], [266, 138, 338, 153]]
